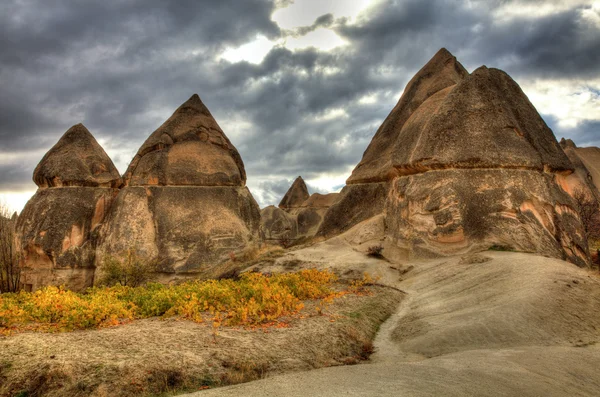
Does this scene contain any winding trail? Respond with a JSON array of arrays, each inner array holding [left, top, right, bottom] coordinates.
[[184, 252, 600, 396]]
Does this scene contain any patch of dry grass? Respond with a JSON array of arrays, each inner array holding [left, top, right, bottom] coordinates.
[[0, 286, 402, 397]]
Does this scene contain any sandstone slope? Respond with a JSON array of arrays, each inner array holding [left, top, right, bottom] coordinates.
[[560, 138, 600, 197]]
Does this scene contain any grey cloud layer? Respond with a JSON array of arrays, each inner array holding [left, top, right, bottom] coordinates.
[[0, 0, 598, 207]]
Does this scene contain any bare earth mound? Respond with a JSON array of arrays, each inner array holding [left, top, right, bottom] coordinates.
[[181, 249, 600, 397], [0, 287, 401, 397]]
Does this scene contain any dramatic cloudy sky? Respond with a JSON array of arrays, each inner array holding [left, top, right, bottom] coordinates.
[[1, 0, 599, 212]]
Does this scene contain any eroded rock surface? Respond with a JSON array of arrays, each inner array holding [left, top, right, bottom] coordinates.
[[16, 124, 120, 291], [318, 48, 590, 266], [33, 123, 121, 188], [261, 177, 339, 244], [278, 176, 310, 209], [560, 138, 600, 198], [96, 94, 260, 279], [124, 94, 245, 187]]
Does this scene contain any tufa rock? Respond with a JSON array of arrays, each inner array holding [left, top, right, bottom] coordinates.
[[572, 146, 600, 193], [560, 138, 600, 196], [33, 123, 121, 188], [124, 94, 245, 187], [260, 205, 298, 242], [261, 177, 339, 244], [347, 48, 469, 184], [96, 94, 260, 280], [16, 124, 120, 291], [319, 48, 590, 266], [278, 176, 310, 209]]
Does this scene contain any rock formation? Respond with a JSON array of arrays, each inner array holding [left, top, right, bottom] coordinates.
[[560, 138, 600, 197], [96, 94, 260, 281], [15, 124, 121, 290], [278, 176, 310, 209], [261, 176, 338, 244], [319, 48, 590, 266], [260, 206, 298, 243]]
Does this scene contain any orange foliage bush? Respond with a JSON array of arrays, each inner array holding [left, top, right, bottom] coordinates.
[[0, 269, 343, 335]]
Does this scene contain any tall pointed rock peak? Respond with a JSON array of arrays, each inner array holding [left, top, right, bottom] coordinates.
[[279, 176, 310, 209], [33, 123, 121, 188], [347, 48, 469, 184], [125, 94, 247, 187], [391, 65, 572, 172], [176, 93, 212, 116]]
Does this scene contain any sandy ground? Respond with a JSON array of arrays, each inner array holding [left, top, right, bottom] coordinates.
[[184, 249, 600, 396]]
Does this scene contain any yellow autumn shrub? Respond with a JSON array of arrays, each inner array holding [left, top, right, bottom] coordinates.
[[0, 269, 343, 335]]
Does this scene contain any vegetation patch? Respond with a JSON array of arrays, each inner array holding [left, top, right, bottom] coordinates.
[[0, 285, 402, 397], [0, 269, 343, 335]]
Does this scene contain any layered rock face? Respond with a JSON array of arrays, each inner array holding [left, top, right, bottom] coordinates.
[[573, 146, 600, 192], [261, 177, 338, 243], [96, 95, 260, 279], [15, 124, 121, 291], [319, 48, 590, 266], [560, 138, 600, 197]]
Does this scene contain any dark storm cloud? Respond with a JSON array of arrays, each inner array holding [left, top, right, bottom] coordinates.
[[0, 0, 598, 208], [0, 164, 33, 191], [0, 0, 279, 150]]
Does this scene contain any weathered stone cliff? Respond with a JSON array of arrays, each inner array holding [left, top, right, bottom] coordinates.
[[319, 49, 590, 266], [96, 94, 260, 281], [16, 124, 120, 290]]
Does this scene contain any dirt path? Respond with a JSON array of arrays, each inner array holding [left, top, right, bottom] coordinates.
[[183, 251, 600, 396]]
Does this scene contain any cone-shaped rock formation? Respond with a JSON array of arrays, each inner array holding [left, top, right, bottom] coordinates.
[[34, 123, 121, 188], [319, 49, 590, 266], [262, 176, 338, 244], [96, 95, 260, 281], [125, 94, 246, 187], [278, 176, 310, 209], [16, 124, 120, 290]]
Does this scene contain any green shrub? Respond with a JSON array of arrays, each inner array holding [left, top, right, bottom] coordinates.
[[98, 249, 157, 287]]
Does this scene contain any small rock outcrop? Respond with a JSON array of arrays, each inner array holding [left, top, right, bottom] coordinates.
[[259, 205, 298, 243], [278, 176, 310, 210], [16, 124, 121, 290], [96, 94, 260, 281], [319, 48, 590, 266], [261, 177, 338, 244], [560, 138, 600, 197]]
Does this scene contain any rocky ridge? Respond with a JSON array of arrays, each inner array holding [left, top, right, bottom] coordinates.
[[319, 48, 590, 266]]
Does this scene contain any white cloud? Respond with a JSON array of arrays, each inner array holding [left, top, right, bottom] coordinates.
[[358, 93, 378, 104], [314, 108, 348, 122], [284, 28, 347, 51], [0, 191, 35, 215], [306, 171, 351, 193], [272, 0, 378, 30], [220, 35, 277, 64], [521, 78, 600, 128], [490, 0, 595, 22]]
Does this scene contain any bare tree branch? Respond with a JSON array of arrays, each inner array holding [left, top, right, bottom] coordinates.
[[0, 202, 21, 292]]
